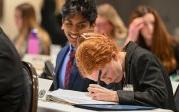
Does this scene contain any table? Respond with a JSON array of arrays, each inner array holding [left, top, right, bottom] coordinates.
[[38, 100, 96, 112], [38, 100, 173, 112]]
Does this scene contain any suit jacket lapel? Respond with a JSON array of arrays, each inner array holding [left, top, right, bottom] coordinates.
[[55, 45, 70, 88]]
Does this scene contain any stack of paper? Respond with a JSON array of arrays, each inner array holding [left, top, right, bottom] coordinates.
[[46, 89, 117, 105]]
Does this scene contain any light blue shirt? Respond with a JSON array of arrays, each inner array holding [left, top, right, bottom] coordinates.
[[58, 45, 74, 88]]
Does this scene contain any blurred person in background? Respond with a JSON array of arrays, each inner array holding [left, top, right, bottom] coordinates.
[[41, 0, 67, 47], [94, 3, 127, 46], [126, 5, 179, 76], [0, 27, 29, 112], [14, 3, 51, 57]]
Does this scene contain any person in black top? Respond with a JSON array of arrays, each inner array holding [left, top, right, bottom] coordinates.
[[126, 5, 179, 76], [0, 27, 28, 112], [75, 33, 176, 111]]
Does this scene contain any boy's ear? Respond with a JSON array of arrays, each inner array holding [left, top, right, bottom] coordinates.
[[61, 24, 64, 30], [61, 19, 64, 30], [61, 18, 64, 30]]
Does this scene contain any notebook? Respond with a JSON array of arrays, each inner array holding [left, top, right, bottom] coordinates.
[[46, 89, 116, 105]]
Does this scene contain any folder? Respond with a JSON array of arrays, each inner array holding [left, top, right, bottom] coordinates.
[[73, 104, 156, 111]]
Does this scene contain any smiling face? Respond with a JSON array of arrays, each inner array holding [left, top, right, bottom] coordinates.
[[62, 14, 94, 47], [140, 13, 155, 47]]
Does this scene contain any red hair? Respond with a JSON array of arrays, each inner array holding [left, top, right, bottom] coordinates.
[[76, 35, 119, 75]]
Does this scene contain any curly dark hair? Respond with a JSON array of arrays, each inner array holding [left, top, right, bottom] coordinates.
[[61, 0, 97, 25]]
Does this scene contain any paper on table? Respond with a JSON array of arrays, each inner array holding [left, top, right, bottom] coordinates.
[[38, 78, 53, 100], [46, 89, 117, 105]]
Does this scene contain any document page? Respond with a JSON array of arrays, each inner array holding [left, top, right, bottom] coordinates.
[[46, 89, 116, 104], [38, 78, 53, 100]]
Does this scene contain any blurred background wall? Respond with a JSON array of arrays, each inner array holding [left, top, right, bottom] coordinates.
[[0, 0, 3, 20], [0, 0, 179, 39], [96, 0, 179, 37], [0, 0, 42, 39]]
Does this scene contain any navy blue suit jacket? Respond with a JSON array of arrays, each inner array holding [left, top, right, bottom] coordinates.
[[53, 44, 95, 92]]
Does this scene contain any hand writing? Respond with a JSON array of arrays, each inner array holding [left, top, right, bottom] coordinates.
[[88, 84, 119, 102]]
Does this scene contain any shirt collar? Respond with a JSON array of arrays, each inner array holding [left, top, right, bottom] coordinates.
[[69, 44, 76, 52]]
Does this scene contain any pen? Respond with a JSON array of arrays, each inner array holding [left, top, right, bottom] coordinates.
[[97, 70, 102, 85]]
